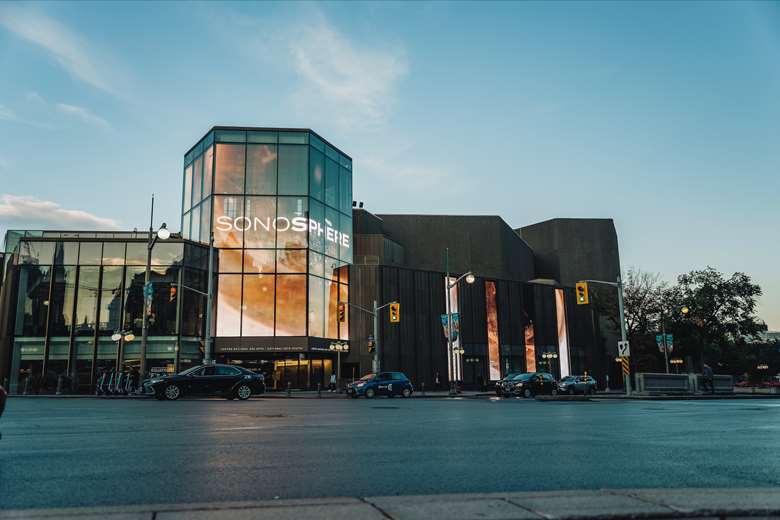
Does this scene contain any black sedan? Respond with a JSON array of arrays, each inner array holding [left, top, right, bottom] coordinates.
[[508, 372, 559, 398], [143, 364, 265, 400], [495, 372, 525, 396]]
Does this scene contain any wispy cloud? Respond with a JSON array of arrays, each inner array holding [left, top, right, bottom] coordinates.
[[0, 194, 120, 230], [55, 103, 110, 130], [287, 17, 408, 130], [0, 102, 51, 129], [0, 6, 125, 97], [0, 104, 16, 121]]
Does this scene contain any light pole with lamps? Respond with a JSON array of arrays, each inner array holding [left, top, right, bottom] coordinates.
[[329, 341, 348, 391], [542, 351, 558, 376], [139, 194, 170, 379], [444, 247, 476, 396]]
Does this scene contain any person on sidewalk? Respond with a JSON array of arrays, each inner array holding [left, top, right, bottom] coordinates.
[[702, 363, 714, 394], [329, 372, 337, 392], [434, 372, 441, 390]]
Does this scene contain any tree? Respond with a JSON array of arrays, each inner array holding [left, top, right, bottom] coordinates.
[[665, 267, 763, 369]]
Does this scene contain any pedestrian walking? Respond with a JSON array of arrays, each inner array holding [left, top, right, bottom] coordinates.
[[329, 372, 336, 392], [702, 363, 714, 394], [434, 372, 441, 390]]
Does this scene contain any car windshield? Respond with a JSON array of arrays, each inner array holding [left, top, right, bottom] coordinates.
[[513, 373, 535, 381], [357, 373, 375, 382]]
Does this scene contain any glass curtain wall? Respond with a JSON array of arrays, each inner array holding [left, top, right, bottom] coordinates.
[[183, 129, 351, 340], [9, 239, 202, 394]]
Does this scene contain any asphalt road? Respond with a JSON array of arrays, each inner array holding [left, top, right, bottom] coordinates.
[[1, 396, 779, 510]]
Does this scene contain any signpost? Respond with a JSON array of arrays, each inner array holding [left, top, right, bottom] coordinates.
[[618, 340, 630, 357]]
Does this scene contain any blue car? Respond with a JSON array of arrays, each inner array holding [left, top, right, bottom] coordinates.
[[347, 372, 414, 398]]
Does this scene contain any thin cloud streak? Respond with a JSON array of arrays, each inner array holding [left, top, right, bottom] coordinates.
[[0, 194, 120, 230], [56, 103, 110, 130], [0, 6, 124, 97]]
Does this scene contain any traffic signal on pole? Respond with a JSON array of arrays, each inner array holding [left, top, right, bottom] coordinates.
[[169, 286, 177, 303], [575, 282, 589, 305], [338, 302, 346, 323], [389, 303, 400, 323], [367, 339, 375, 353]]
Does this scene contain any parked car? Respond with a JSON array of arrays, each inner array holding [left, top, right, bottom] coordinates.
[[347, 372, 414, 398], [143, 364, 265, 400], [509, 372, 558, 398], [495, 372, 525, 396], [558, 375, 598, 395]]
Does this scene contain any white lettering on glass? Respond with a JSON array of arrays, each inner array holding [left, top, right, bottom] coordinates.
[[215, 215, 350, 249]]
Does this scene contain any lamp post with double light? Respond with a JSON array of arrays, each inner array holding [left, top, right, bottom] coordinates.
[[444, 247, 476, 396], [329, 341, 349, 391], [139, 194, 170, 379], [542, 351, 558, 376]]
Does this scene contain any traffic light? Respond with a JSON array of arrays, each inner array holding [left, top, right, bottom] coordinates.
[[168, 286, 177, 303], [338, 302, 346, 323], [367, 339, 375, 353], [389, 302, 400, 323], [575, 282, 589, 305]]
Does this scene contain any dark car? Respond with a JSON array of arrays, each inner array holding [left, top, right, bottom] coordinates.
[[495, 372, 525, 396], [143, 364, 265, 401], [346, 372, 414, 398], [558, 375, 597, 395], [509, 372, 558, 398]]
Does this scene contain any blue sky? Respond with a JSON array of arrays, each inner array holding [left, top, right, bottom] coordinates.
[[0, 1, 778, 328]]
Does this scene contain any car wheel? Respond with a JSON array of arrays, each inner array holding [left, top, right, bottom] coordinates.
[[236, 384, 252, 400], [402, 388, 412, 398], [163, 384, 181, 401], [365, 388, 376, 399], [551, 388, 558, 397], [523, 388, 533, 399]]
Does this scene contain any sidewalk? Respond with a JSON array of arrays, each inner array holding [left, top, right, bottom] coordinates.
[[2, 487, 779, 519]]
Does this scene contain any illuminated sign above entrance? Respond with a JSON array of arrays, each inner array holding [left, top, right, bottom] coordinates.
[[214, 215, 350, 249]]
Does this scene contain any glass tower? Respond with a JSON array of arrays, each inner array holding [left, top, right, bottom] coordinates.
[[181, 128, 352, 346]]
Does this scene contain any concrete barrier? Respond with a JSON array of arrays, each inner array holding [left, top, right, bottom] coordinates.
[[635, 373, 692, 394], [693, 374, 734, 394]]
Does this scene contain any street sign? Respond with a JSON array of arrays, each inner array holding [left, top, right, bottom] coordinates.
[[620, 356, 630, 376], [617, 340, 630, 357], [655, 334, 673, 353]]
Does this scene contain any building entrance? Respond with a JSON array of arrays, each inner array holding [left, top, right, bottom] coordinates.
[[218, 353, 334, 391]]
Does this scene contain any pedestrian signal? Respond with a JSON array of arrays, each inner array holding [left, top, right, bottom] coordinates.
[[575, 282, 589, 305], [389, 303, 400, 323]]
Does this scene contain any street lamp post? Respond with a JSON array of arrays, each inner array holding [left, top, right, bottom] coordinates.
[[542, 351, 558, 376], [329, 341, 348, 391], [444, 247, 476, 396], [139, 194, 170, 379]]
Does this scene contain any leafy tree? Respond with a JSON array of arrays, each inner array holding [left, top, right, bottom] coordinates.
[[664, 267, 763, 369]]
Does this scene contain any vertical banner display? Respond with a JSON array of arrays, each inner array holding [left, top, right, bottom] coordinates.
[[554, 288, 571, 378], [524, 324, 536, 372], [444, 276, 462, 381], [484, 281, 501, 381]]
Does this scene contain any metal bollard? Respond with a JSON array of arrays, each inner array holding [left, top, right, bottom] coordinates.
[[286, 381, 292, 397], [421, 382, 425, 396], [23, 374, 31, 395], [317, 382, 322, 398], [56, 375, 65, 395]]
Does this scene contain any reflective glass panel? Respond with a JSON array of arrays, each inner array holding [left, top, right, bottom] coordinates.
[[339, 166, 351, 213], [125, 243, 147, 265], [241, 274, 274, 336], [203, 145, 213, 198], [279, 131, 308, 144], [219, 249, 243, 273], [309, 199, 325, 253], [55, 242, 79, 265], [308, 251, 324, 277], [213, 195, 244, 248], [148, 266, 179, 336], [247, 131, 277, 144], [19, 241, 55, 265], [48, 266, 77, 337], [214, 143, 245, 194], [324, 157, 339, 208], [246, 144, 277, 194], [122, 266, 146, 334], [216, 274, 242, 336], [78, 242, 102, 265], [339, 283, 349, 340], [200, 197, 211, 243], [190, 205, 201, 246], [309, 148, 324, 201], [339, 214, 352, 263], [278, 145, 308, 195], [102, 242, 125, 266], [244, 196, 276, 248], [276, 249, 306, 273], [324, 206, 339, 258], [183, 164, 193, 210], [74, 266, 100, 336], [98, 266, 124, 334], [276, 196, 308, 249], [182, 211, 191, 241], [275, 274, 306, 336], [244, 249, 275, 273], [151, 243, 184, 265], [325, 278, 339, 339], [308, 275, 325, 338], [193, 154, 203, 204]]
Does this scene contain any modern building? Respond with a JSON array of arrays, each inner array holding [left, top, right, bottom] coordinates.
[[0, 126, 622, 394]]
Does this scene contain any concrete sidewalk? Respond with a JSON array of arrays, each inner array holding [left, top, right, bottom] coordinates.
[[2, 488, 779, 519]]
